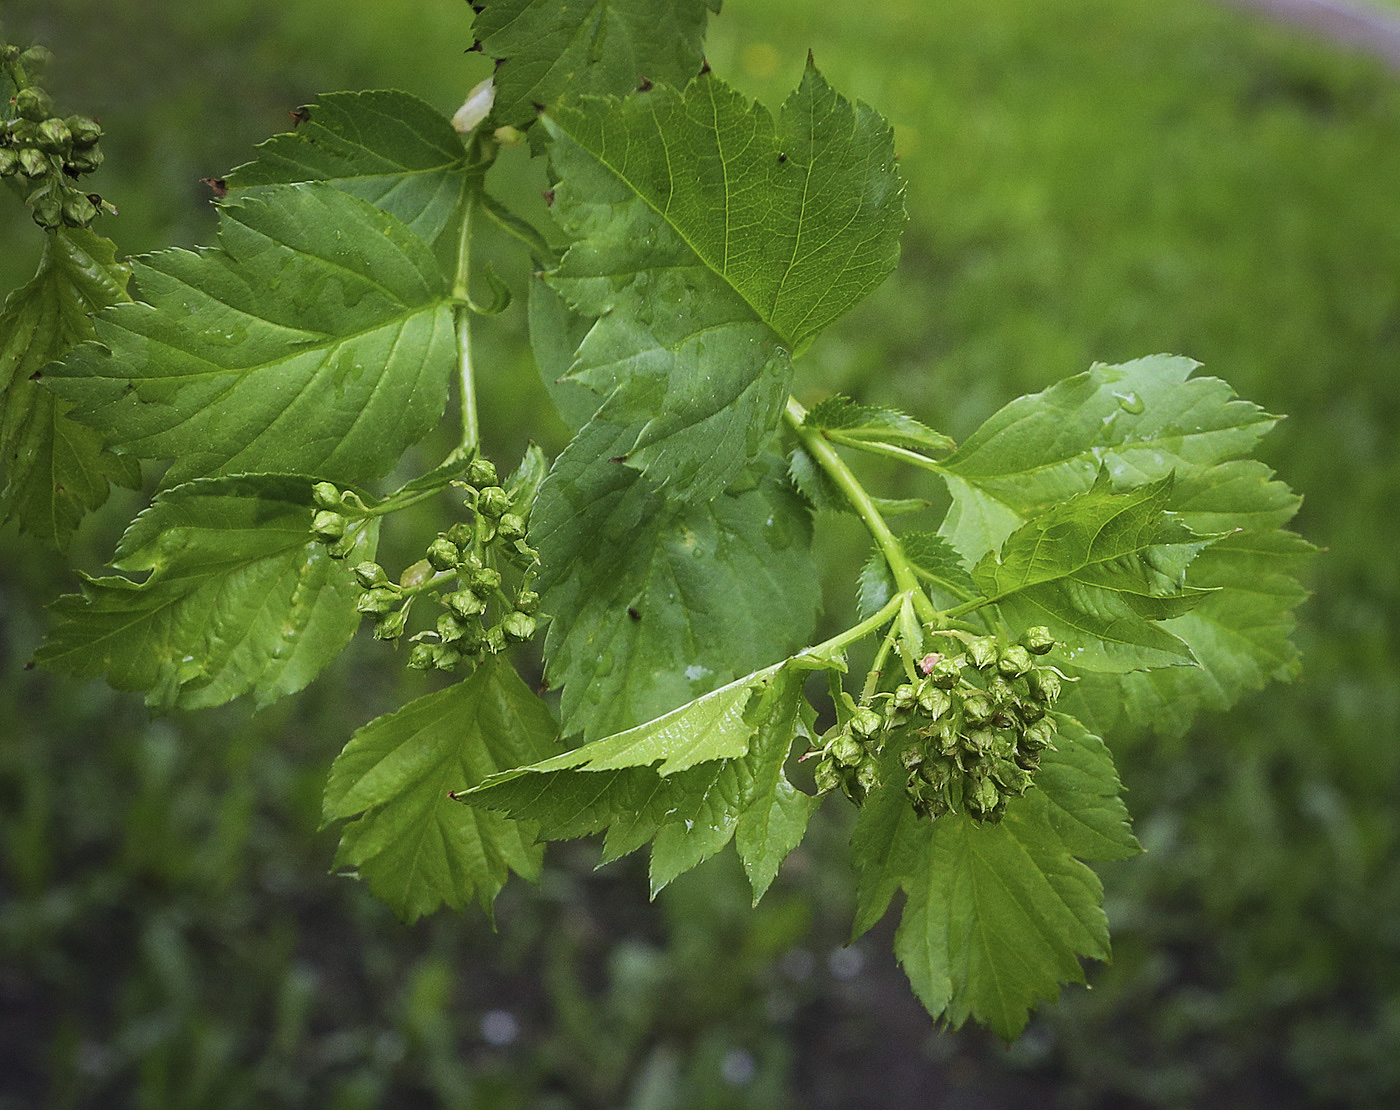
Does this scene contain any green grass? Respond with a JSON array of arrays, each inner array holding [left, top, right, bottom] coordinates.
[[4, 0, 1400, 1105]]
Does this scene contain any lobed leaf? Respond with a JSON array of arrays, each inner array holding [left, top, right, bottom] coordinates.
[[224, 90, 477, 246], [45, 184, 456, 486], [863, 715, 1135, 1039], [466, 661, 820, 901], [972, 472, 1217, 672], [33, 474, 375, 711], [0, 228, 137, 549], [474, 0, 721, 127], [324, 657, 559, 921]]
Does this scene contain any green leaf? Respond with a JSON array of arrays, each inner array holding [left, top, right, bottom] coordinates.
[[941, 357, 1308, 722], [224, 90, 476, 246], [888, 716, 1130, 1039], [542, 64, 905, 499], [474, 0, 721, 127], [46, 184, 456, 486], [857, 530, 977, 619], [324, 657, 559, 922], [0, 227, 137, 549], [526, 275, 598, 430], [972, 472, 1217, 672], [939, 355, 1276, 563], [33, 474, 376, 711], [805, 395, 955, 459], [534, 444, 819, 740], [465, 660, 819, 900], [849, 745, 925, 939]]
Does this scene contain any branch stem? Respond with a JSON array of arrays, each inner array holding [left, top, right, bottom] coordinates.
[[453, 196, 479, 454]]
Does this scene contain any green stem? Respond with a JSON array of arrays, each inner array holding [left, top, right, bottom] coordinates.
[[785, 397, 939, 625], [824, 434, 949, 475], [795, 591, 907, 665], [453, 196, 479, 454]]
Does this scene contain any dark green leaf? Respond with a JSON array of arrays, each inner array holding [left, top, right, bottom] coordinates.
[[225, 90, 476, 246], [0, 227, 136, 549], [474, 0, 720, 127], [324, 657, 559, 921], [47, 184, 456, 486], [34, 474, 375, 710]]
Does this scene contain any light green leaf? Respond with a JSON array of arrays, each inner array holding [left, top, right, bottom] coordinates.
[[224, 90, 476, 246], [1032, 715, 1141, 861], [33, 474, 375, 711], [527, 274, 598, 430], [805, 395, 955, 459], [466, 660, 819, 899], [849, 745, 925, 940], [972, 472, 1216, 672], [857, 530, 977, 620], [46, 184, 456, 486], [324, 657, 559, 921], [535, 438, 818, 740], [474, 0, 720, 127], [542, 64, 905, 499], [0, 227, 136, 549]]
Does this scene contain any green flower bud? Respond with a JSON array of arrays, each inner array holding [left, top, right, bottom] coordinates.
[[1016, 698, 1046, 724], [29, 185, 62, 229], [437, 612, 470, 643], [849, 706, 882, 739], [373, 610, 407, 641], [407, 643, 436, 670], [926, 658, 962, 690], [0, 148, 18, 176], [899, 745, 923, 771], [501, 610, 537, 642], [312, 509, 348, 543], [476, 485, 509, 519], [426, 537, 459, 571], [14, 87, 53, 122], [356, 586, 400, 615], [893, 683, 918, 711], [986, 677, 1016, 709], [854, 757, 881, 794], [961, 694, 993, 726], [964, 728, 996, 755], [311, 481, 342, 509], [831, 733, 866, 767], [1022, 718, 1058, 752], [966, 637, 999, 670], [431, 644, 463, 670], [18, 46, 53, 72], [60, 190, 98, 228], [1027, 667, 1062, 704], [465, 456, 498, 486], [35, 117, 71, 155], [968, 774, 1000, 817], [445, 590, 485, 619], [18, 146, 49, 177], [992, 758, 1032, 796], [497, 512, 527, 541], [484, 624, 506, 654], [514, 589, 540, 614], [1, 44, 20, 64], [1021, 626, 1056, 655], [917, 686, 952, 720], [813, 758, 842, 795], [65, 115, 102, 148], [353, 562, 388, 589], [919, 757, 953, 792], [446, 522, 475, 548], [469, 566, 501, 594], [997, 644, 1034, 678]]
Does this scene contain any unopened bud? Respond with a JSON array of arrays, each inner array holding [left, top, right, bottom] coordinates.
[[14, 87, 53, 122], [312, 509, 348, 543], [65, 115, 102, 148], [849, 706, 882, 739], [465, 456, 498, 486], [426, 537, 459, 571], [373, 610, 407, 641], [476, 485, 509, 519], [967, 637, 998, 671], [501, 610, 537, 642]]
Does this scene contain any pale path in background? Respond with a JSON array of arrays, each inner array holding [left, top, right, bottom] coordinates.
[[1225, 0, 1400, 67]]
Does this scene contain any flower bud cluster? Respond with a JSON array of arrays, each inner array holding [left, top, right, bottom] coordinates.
[[813, 627, 1064, 824], [311, 457, 542, 670], [3, 42, 108, 230]]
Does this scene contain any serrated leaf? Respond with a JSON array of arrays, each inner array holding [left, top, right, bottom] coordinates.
[[527, 275, 599, 430], [0, 227, 136, 549], [324, 657, 558, 921], [805, 395, 955, 459], [1033, 715, 1141, 860], [941, 357, 1307, 720], [224, 90, 476, 246], [466, 660, 819, 900], [474, 0, 720, 127], [542, 64, 905, 499], [849, 745, 925, 939], [535, 442, 819, 741], [972, 472, 1216, 672], [45, 184, 456, 486], [857, 530, 977, 619], [33, 474, 375, 711]]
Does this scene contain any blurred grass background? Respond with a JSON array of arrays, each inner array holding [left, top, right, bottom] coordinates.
[[2, 0, 1398, 1106]]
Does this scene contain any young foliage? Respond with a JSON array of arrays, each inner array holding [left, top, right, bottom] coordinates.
[[0, 10, 1312, 1043]]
